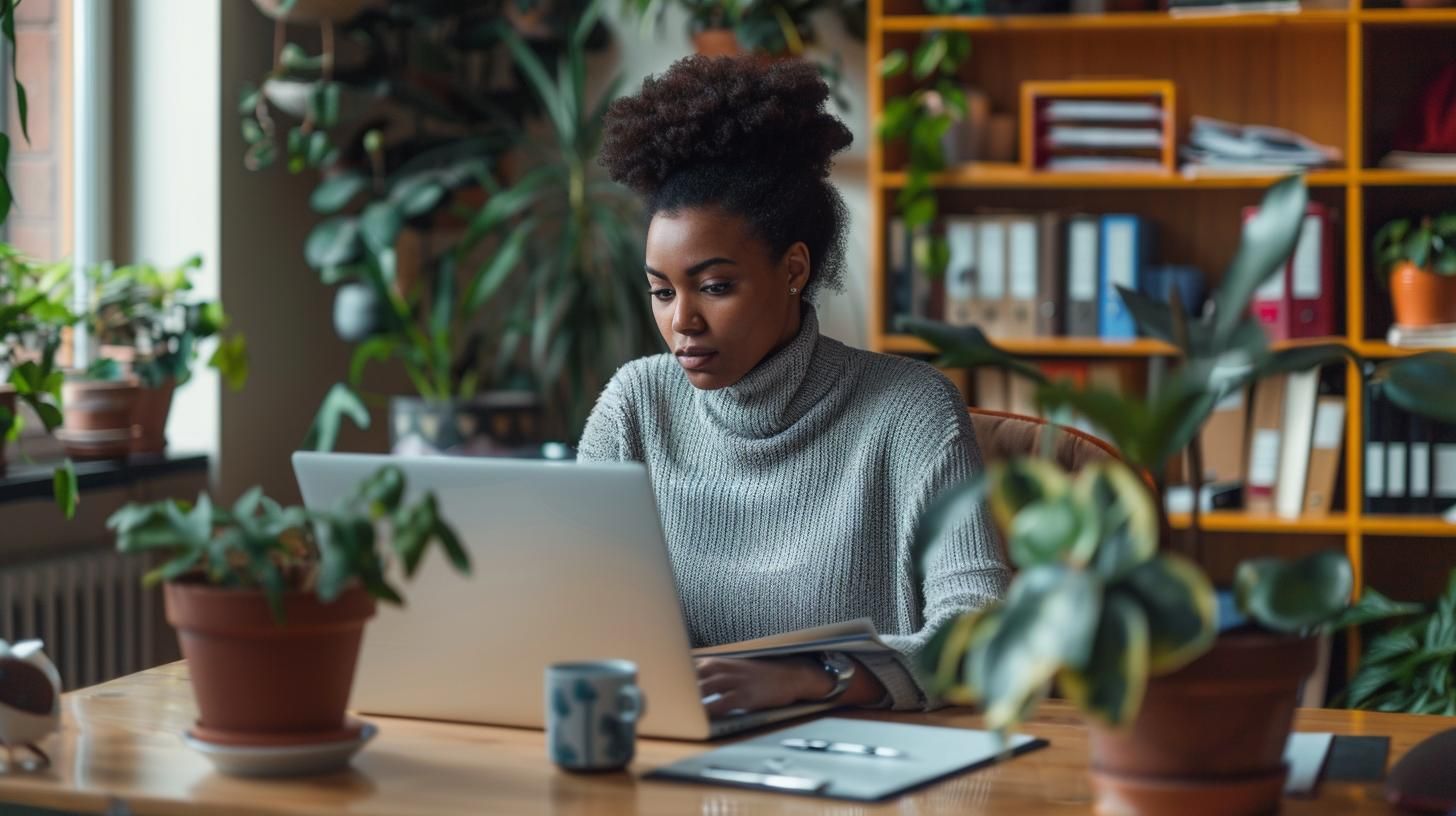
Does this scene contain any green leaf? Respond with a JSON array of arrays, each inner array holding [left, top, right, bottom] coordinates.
[[358, 465, 406, 515], [970, 564, 1102, 730], [31, 400, 61, 433], [912, 35, 948, 80], [3, 1, 26, 145], [360, 201, 403, 256], [302, 383, 371, 452], [395, 179, 448, 219], [880, 50, 908, 78], [53, 460, 78, 520], [1212, 175, 1308, 346], [464, 218, 533, 313], [309, 172, 366, 214], [502, 30, 570, 144], [1006, 497, 1097, 570], [1235, 550, 1354, 634], [897, 317, 1049, 383], [1406, 226, 1433, 269], [208, 335, 250, 392], [877, 97, 915, 142], [1327, 586, 1424, 630], [1380, 353, 1456, 425], [304, 217, 362, 268], [1059, 592, 1149, 728], [1074, 462, 1158, 579], [461, 167, 552, 249], [1251, 344, 1359, 381], [1116, 285, 1181, 349], [1113, 554, 1217, 674], [0, 132, 11, 223], [348, 335, 398, 386], [986, 459, 1071, 534]]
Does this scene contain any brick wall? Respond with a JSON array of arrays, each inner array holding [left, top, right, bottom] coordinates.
[[8, 0, 68, 260]]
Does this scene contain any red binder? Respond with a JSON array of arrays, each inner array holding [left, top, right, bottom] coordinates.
[[1245, 202, 1334, 342]]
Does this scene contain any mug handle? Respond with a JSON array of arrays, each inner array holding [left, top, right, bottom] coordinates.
[[618, 684, 646, 724]]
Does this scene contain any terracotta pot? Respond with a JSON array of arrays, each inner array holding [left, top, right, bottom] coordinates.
[[1391, 261, 1456, 328], [59, 379, 141, 461], [1088, 632, 1318, 816], [131, 379, 177, 456], [165, 582, 376, 747], [251, 0, 380, 22], [692, 28, 742, 57], [0, 386, 15, 473]]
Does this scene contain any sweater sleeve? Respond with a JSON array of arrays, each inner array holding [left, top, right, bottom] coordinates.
[[576, 365, 642, 463], [860, 396, 1009, 711]]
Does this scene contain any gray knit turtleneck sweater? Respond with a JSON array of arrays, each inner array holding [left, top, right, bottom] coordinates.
[[576, 307, 1008, 710]]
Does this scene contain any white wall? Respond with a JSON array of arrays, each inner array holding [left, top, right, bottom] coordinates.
[[598, 10, 871, 348], [112, 0, 222, 461]]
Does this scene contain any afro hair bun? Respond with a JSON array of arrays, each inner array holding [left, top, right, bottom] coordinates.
[[599, 56, 854, 197]]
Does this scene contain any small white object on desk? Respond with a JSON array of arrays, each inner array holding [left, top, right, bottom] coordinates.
[[1284, 732, 1334, 797]]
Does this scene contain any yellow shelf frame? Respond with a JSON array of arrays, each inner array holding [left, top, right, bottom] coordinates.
[[869, 2, 1456, 668]]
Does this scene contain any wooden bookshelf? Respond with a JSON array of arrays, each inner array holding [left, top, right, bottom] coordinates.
[[867, 1, 1456, 627]]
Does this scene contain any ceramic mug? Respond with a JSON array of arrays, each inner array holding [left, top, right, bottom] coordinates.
[[545, 660, 646, 772]]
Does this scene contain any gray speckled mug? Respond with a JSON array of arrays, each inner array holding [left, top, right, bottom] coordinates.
[[545, 660, 646, 772]]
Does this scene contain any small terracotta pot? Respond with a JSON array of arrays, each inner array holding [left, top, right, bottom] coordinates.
[[59, 379, 141, 461], [692, 28, 742, 57], [165, 582, 376, 747], [131, 379, 177, 456], [0, 386, 15, 473], [1088, 632, 1318, 816], [1391, 261, 1456, 328]]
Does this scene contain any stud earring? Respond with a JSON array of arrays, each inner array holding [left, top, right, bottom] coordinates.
[[789, 287, 799, 295]]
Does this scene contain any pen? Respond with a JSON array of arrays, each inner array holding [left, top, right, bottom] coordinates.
[[780, 737, 904, 758]]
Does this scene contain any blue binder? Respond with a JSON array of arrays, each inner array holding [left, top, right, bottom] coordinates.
[[1098, 214, 1157, 340]]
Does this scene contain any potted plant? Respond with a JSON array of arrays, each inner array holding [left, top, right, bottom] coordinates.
[[0, 244, 80, 516], [81, 256, 249, 455], [904, 174, 1456, 816], [108, 464, 469, 752], [304, 8, 660, 453], [241, 0, 627, 454], [1373, 214, 1456, 328]]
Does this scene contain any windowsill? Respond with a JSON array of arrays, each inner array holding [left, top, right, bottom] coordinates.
[[0, 453, 209, 505]]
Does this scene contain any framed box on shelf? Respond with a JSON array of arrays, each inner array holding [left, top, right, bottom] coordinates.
[[1019, 80, 1177, 176]]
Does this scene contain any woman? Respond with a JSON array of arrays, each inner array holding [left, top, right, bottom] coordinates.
[[579, 56, 1007, 714]]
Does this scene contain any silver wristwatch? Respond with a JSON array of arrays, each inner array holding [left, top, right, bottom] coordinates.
[[813, 651, 856, 702]]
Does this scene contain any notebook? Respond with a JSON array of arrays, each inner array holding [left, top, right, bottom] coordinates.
[[646, 717, 1047, 802]]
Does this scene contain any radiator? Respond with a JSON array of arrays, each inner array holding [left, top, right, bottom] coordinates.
[[0, 550, 166, 691]]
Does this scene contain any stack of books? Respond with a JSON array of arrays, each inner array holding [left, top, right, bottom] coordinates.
[[1180, 116, 1340, 177]]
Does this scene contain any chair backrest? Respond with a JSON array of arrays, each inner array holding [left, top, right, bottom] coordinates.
[[968, 408, 1119, 473]]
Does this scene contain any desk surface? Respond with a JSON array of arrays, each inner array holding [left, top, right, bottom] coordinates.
[[0, 662, 1445, 815]]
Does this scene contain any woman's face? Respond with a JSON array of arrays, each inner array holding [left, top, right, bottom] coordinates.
[[645, 207, 810, 390]]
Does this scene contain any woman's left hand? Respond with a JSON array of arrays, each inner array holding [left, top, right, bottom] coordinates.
[[695, 656, 830, 717]]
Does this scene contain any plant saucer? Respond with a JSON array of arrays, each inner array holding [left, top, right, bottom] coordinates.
[[183, 720, 377, 778]]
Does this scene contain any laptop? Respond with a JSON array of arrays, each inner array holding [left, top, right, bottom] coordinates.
[[292, 452, 832, 740]]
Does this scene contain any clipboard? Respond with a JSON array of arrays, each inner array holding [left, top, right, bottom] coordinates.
[[645, 717, 1048, 802]]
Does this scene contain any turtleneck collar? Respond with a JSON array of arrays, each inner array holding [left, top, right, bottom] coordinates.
[[693, 305, 847, 439]]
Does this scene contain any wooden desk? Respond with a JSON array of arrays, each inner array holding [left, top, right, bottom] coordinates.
[[0, 662, 1445, 815]]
